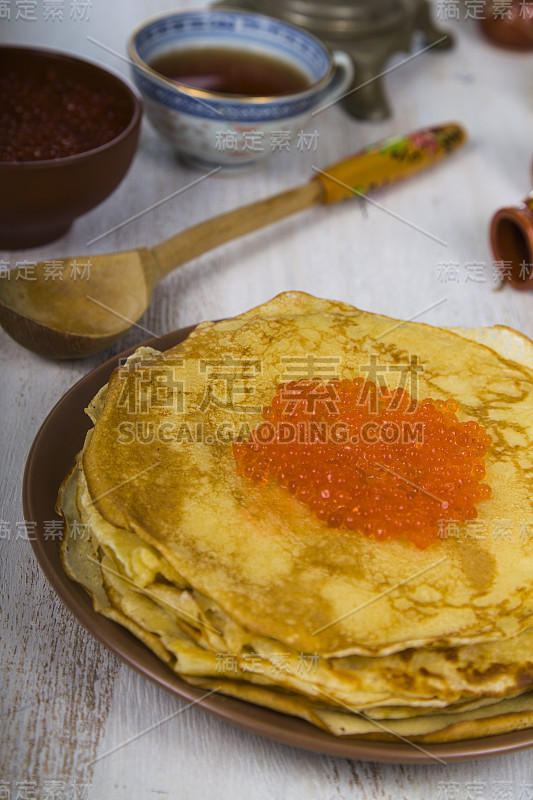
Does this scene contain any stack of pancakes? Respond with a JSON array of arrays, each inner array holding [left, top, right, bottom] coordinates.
[[58, 293, 533, 743]]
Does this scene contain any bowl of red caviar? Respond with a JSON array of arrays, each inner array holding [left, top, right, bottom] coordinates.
[[0, 46, 142, 249]]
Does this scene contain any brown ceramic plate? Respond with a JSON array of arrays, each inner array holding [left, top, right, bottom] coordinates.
[[23, 326, 533, 763]]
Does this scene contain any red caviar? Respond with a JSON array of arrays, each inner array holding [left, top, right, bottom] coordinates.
[[0, 70, 132, 162], [233, 378, 492, 548]]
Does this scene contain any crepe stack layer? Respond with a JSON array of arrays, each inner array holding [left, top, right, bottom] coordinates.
[[58, 292, 533, 743]]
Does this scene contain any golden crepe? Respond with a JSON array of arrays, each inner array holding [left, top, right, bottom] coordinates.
[[57, 292, 533, 744]]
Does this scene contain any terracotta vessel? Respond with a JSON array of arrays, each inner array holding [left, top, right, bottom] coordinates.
[[480, 0, 533, 50], [490, 194, 533, 290]]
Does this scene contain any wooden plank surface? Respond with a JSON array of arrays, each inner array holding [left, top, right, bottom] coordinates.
[[2, 1, 533, 796]]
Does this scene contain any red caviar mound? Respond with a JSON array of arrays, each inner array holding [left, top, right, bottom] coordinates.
[[233, 378, 492, 548]]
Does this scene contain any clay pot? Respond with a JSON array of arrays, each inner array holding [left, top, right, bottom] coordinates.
[[480, 0, 533, 50], [490, 196, 533, 290]]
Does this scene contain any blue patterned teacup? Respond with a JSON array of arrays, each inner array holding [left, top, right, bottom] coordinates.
[[128, 9, 353, 169]]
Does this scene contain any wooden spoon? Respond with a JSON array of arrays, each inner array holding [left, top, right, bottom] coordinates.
[[0, 123, 465, 359]]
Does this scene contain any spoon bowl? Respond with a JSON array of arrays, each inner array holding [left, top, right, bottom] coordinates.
[[0, 250, 154, 358], [0, 182, 323, 358]]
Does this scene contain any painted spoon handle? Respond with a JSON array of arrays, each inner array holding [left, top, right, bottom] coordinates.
[[151, 123, 467, 281], [313, 123, 467, 203]]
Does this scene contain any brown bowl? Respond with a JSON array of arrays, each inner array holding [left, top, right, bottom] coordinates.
[[0, 46, 142, 249]]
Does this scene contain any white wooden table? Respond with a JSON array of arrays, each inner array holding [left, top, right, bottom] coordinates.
[[2, 1, 533, 796]]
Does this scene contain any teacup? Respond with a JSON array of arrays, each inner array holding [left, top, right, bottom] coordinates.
[[127, 8, 353, 170]]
